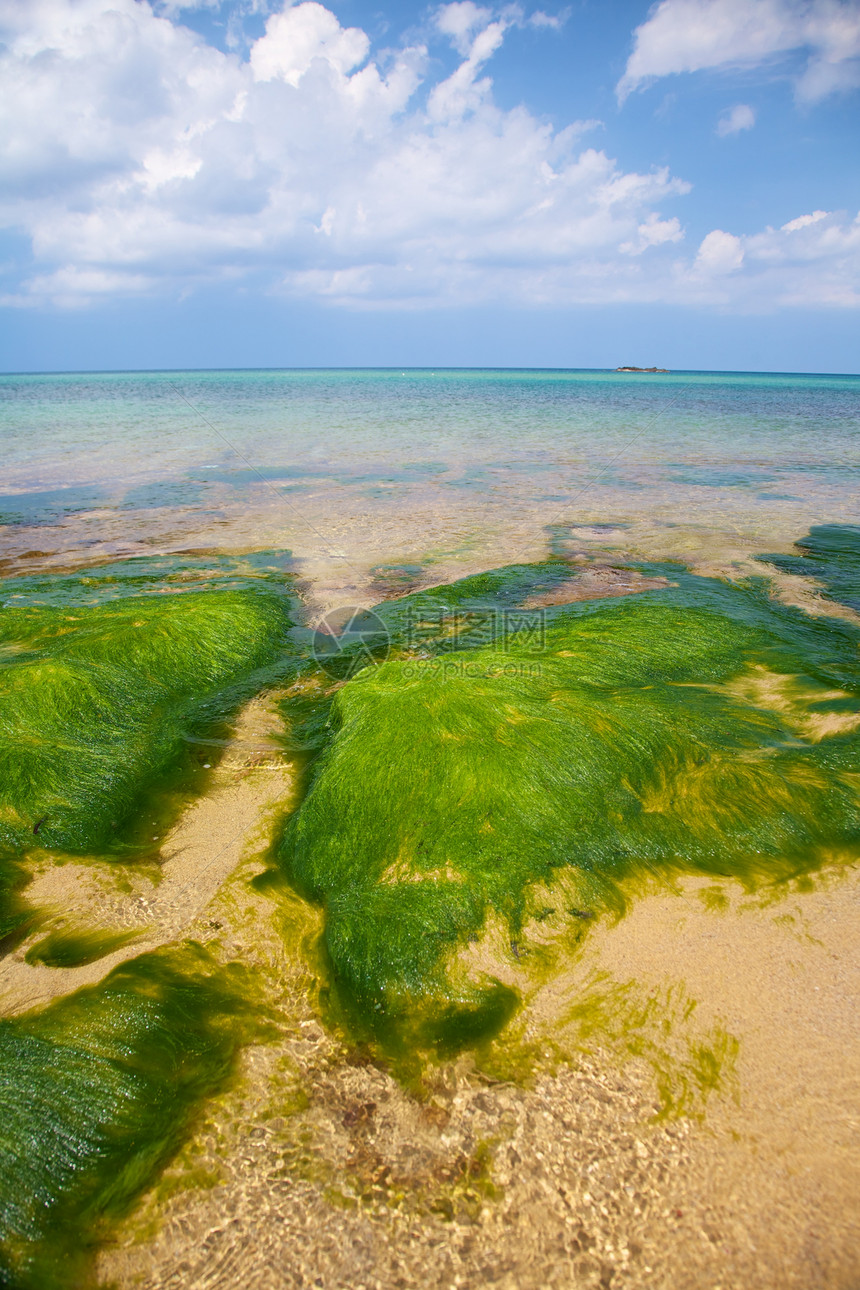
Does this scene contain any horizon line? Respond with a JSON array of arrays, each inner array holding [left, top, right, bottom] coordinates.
[[2, 365, 859, 379]]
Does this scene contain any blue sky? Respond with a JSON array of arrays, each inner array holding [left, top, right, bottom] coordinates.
[[1, 0, 858, 372]]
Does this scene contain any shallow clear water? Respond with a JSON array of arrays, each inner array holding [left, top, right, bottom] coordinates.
[[1, 368, 858, 606]]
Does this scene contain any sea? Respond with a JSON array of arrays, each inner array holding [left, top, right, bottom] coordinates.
[[1, 368, 858, 610]]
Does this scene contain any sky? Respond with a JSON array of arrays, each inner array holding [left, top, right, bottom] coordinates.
[[1, 0, 859, 372]]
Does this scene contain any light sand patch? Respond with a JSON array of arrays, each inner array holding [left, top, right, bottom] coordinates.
[[526, 870, 860, 1284], [0, 691, 294, 1016], [723, 663, 860, 740], [755, 564, 860, 627]]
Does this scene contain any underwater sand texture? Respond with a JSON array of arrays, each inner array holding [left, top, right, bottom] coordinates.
[[2, 501, 857, 623], [97, 867, 860, 1290]]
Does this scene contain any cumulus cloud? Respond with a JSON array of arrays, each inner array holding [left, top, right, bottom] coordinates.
[[250, 4, 370, 84], [435, 1, 494, 55], [717, 103, 756, 135], [693, 229, 745, 273], [620, 212, 684, 254], [0, 0, 856, 313], [679, 209, 860, 307], [618, 0, 860, 103], [0, 0, 694, 309]]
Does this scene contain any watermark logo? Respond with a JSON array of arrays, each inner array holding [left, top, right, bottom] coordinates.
[[312, 606, 390, 679], [311, 604, 548, 680], [401, 606, 546, 653], [402, 658, 543, 680]]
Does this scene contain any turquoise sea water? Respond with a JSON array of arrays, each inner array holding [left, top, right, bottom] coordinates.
[[1, 368, 858, 604]]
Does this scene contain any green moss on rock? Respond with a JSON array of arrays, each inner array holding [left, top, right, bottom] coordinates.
[[0, 556, 296, 858], [277, 544, 860, 1052]]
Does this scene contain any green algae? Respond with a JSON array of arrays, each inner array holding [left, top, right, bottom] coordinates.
[[697, 884, 730, 913], [24, 924, 141, 968], [0, 554, 297, 862], [558, 974, 739, 1120], [466, 972, 738, 1119], [276, 539, 860, 1053], [0, 852, 38, 953], [0, 944, 260, 1289]]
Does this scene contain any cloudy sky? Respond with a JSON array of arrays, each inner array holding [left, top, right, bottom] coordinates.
[[2, 0, 859, 371]]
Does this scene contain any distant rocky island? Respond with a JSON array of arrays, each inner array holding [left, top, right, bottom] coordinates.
[[615, 365, 670, 373]]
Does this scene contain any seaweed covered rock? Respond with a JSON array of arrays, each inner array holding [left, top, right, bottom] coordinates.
[[277, 554, 860, 1052], [0, 945, 258, 1290], [0, 554, 296, 855]]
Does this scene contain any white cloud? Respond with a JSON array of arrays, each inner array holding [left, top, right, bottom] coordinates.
[[678, 209, 860, 307], [0, 0, 856, 313], [0, 0, 694, 309], [620, 212, 684, 254], [250, 3, 370, 85], [782, 208, 827, 231], [693, 229, 745, 273], [717, 103, 756, 135], [435, 2, 493, 55], [427, 17, 507, 120], [618, 0, 860, 103], [528, 9, 567, 28]]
